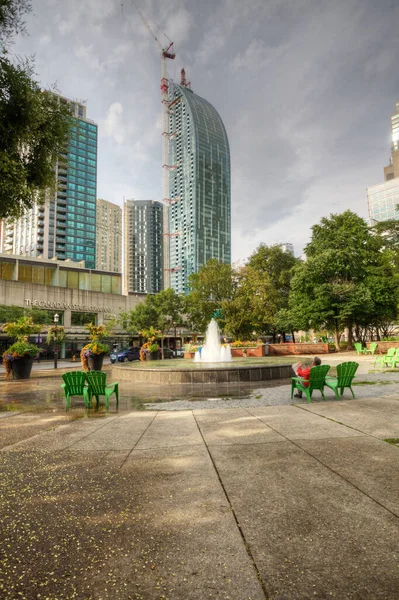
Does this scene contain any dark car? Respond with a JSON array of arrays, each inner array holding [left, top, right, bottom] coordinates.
[[159, 347, 175, 359], [110, 347, 140, 363]]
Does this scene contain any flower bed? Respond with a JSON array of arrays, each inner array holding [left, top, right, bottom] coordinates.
[[231, 345, 265, 357]]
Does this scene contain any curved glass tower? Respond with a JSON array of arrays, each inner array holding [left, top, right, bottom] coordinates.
[[166, 81, 231, 294]]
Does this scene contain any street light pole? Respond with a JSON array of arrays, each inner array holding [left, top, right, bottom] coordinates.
[[53, 313, 59, 369]]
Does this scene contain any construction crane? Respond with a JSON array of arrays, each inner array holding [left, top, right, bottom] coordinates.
[[128, 0, 176, 289]]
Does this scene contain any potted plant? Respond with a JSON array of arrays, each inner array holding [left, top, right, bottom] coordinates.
[[80, 323, 112, 371], [2, 316, 42, 379], [139, 327, 161, 361], [46, 324, 66, 359]]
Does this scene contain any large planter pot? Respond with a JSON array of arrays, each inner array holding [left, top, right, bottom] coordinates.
[[11, 356, 34, 379], [146, 351, 159, 361], [88, 353, 105, 371]]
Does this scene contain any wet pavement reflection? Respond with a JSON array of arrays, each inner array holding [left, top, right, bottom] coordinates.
[[0, 375, 291, 414]]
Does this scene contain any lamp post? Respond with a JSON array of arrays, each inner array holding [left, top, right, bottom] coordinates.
[[53, 313, 59, 369]]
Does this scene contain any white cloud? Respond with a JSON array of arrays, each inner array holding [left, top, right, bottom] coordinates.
[[58, 20, 73, 35], [103, 103, 126, 144]]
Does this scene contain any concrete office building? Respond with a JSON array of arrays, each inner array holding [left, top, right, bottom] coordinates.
[[2, 97, 97, 268], [165, 76, 231, 294], [368, 101, 399, 224], [96, 199, 122, 273], [123, 199, 163, 295], [0, 253, 144, 356]]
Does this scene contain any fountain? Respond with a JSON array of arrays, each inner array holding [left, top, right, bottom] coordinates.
[[194, 318, 232, 362], [112, 317, 293, 385]]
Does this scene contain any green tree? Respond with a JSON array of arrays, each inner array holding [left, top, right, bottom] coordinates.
[[0, 0, 71, 220], [289, 210, 396, 350], [247, 244, 299, 340], [186, 259, 234, 333]]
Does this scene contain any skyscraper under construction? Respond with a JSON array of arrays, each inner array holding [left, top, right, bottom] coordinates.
[[164, 72, 231, 294]]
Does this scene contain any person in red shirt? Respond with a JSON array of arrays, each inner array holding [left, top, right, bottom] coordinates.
[[294, 356, 321, 398]]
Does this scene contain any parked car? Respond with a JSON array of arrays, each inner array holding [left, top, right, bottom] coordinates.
[[160, 347, 175, 359], [110, 347, 140, 363], [173, 348, 185, 358]]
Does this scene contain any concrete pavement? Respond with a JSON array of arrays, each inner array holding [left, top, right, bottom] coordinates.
[[1, 392, 399, 599]]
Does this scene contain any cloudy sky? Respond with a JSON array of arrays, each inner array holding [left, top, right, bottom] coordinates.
[[11, 0, 399, 261]]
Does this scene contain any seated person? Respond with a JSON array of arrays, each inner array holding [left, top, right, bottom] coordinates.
[[294, 356, 321, 398]]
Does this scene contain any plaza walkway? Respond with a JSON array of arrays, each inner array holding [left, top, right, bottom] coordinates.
[[1, 354, 399, 598]]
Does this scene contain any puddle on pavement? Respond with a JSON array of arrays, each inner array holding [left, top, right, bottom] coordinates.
[[0, 377, 291, 414]]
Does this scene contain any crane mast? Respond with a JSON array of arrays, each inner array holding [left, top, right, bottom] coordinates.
[[129, 0, 175, 289]]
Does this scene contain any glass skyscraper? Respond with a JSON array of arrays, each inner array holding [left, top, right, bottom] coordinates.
[[368, 101, 399, 225], [2, 97, 97, 269], [166, 80, 231, 294], [123, 199, 163, 294]]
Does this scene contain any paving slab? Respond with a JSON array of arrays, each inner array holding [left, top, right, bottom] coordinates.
[[295, 435, 399, 516], [72, 412, 157, 451], [247, 404, 364, 440], [0, 413, 73, 450], [210, 441, 399, 599], [135, 411, 203, 450], [302, 395, 399, 438], [1, 415, 118, 452], [194, 407, 286, 446], [122, 444, 265, 599]]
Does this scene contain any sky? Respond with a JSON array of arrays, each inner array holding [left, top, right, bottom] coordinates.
[[10, 0, 399, 262]]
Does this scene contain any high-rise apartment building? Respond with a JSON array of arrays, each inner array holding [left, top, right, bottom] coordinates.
[[383, 101, 399, 181], [367, 101, 399, 224], [96, 199, 122, 273], [281, 243, 295, 256], [165, 76, 231, 294], [123, 199, 163, 294], [2, 97, 97, 268]]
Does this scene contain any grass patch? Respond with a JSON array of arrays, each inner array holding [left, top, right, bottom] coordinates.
[[353, 380, 396, 386], [385, 438, 399, 445]]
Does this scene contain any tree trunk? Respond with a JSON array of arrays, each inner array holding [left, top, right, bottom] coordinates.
[[291, 330, 296, 343], [334, 320, 341, 351], [346, 324, 354, 351], [376, 327, 381, 341]]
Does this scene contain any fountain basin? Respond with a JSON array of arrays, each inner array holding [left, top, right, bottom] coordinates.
[[112, 360, 294, 384]]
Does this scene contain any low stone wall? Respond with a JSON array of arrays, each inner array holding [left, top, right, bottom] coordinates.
[[268, 343, 329, 356], [112, 363, 294, 384], [366, 341, 399, 354]]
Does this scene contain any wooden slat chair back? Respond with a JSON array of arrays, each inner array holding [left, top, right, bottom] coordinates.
[[325, 361, 359, 400], [384, 347, 399, 368], [374, 347, 395, 367], [291, 364, 331, 403], [85, 371, 119, 409], [61, 372, 92, 409], [366, 342, 378, 355], [354, 342, 364, 355]]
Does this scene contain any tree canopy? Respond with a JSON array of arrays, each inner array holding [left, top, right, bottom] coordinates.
[[0, 0, 71, 220]]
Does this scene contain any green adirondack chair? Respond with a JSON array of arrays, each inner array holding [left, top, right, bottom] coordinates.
[[354, 342, 365, 355], [364, 342, 377, 355], [325, 361, 359, 399], [61, 371, 92, 409], [291, 364, 331, 403], [85, 371, 119, 408], [382, 347, 399, 368], [374, 347, 396, 367]]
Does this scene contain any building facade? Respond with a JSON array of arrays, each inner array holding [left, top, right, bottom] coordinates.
[[2, 97, 98, 269], [123, 199, 163, 295], [0, 253, 145, 357], [367, 178, 399, 223], [368, 100, 399, 225], [165, 79, 231, 294], [383, 101, 399, 181], [96, 199, 122, 273]]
